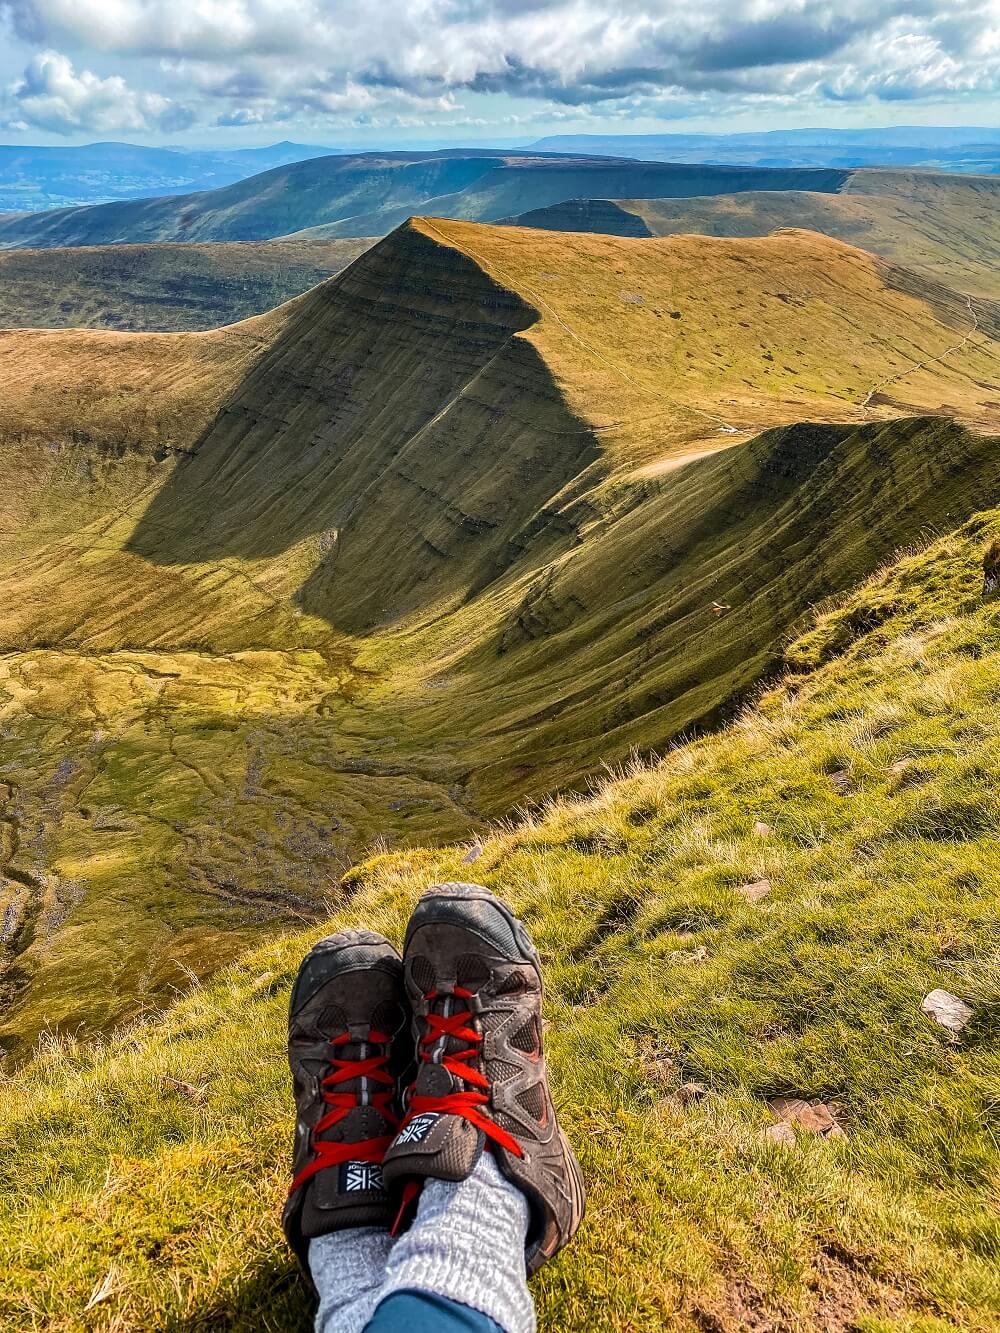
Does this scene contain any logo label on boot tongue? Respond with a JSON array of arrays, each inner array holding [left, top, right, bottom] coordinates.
[[396, 1112, 440, 1145], [341, 1161, 385, 1192]]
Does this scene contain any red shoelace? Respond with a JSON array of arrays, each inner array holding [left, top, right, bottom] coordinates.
[[398, 985, 524, 1158], [289, 1028, 398, 1195]]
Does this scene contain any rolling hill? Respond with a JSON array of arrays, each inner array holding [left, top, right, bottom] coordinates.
[[506, 171, 1000, 301], [0, 151, 853, 247], [0, 237, 374, 331], [0, 216, 997, 1059]]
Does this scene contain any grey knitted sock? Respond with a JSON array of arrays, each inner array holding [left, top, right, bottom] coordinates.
[[310, 1227, 395, 1333], [375, 1152, 535, 1333]]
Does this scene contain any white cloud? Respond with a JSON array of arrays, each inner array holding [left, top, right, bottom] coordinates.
[[1, 49, 192, 133], [2, 1, 999, 130]]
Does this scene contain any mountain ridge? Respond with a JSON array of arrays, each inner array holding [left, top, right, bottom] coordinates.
[[1, 216, 998, 1055], [0, 151, 858, 246]]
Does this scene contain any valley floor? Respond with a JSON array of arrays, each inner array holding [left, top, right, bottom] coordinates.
[[3, 512, 998, 1331]]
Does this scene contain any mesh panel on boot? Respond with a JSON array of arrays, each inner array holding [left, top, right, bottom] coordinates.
[[517, 1083, 547, 1122], [308, 1003, 348, 1039], [409, 955, 436, 993], [370, 1000, 402, 1034], [494, 969, 529, 995], [509, 1016, 540, 1054], [456, 953, 491, 989]]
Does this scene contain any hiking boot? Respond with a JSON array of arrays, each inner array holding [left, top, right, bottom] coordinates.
[[382, 882, 585, 1274], [282, 929, 410, 1278]]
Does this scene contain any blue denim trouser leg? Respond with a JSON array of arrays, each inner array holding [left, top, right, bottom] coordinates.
[[365, 1290, 504, 1332]]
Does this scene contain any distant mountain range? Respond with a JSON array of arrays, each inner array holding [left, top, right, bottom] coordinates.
[[0, 150, 857, 246], [0, 140, 341, 213], [525, 127, 1000, 172]]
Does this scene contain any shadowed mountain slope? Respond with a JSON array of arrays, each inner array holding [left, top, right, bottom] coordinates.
[[506, 173, 1000, 300], [0, 237, 374, 331], [1, 217, 998, 1054], [0, 151, 853, 247]]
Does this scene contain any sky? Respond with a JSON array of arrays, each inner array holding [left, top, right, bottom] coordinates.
[[0, 1, 998, 147]]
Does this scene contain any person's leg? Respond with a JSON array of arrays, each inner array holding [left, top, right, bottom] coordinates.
[[310, 1229, 396, 1333], [374, 1153, 534, 1333], [367, 1292, 501, 1333]]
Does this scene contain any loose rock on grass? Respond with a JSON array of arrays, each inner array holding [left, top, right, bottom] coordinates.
[[921, 989, 973, 1034]]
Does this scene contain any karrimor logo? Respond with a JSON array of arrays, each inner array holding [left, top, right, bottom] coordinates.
[[395, 1112, 440, 1145], [340, 1161, 385, 1192]]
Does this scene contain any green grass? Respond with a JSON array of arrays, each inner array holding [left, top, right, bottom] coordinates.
[[3, 512, 999, 1331]]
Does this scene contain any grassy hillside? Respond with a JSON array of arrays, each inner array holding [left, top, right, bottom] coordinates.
[[1, 218, 997, 1057], [2, 511, 999, 1331], [0, 238, 374, 331], [0, 151, 852, 247], [506, 173, 1000, 300]]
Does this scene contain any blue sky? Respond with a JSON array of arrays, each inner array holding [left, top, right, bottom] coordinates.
[[0, 1, 997, 146]]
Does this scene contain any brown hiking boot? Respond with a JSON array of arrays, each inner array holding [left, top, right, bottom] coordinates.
[[382, 882, 585, 1274], [282, 929, 410, 1278]]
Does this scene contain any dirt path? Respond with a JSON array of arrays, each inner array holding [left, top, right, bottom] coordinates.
[[859, 294, 980, 415]]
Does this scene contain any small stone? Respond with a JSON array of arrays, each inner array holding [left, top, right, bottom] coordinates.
[[921, 988, 973, 1034], [889, 758, 913, 776], [767, 1096, 846, 1138], [737, 878, 771, 903], [461, 843, 483, 865], [765, 1122, 796, 1147], [753, 821, 772, 837], [828, 769, 851, 794], [160, 1075, 208, 1105]]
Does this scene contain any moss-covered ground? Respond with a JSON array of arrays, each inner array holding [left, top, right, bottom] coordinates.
[[2, 512, 999, 1331]]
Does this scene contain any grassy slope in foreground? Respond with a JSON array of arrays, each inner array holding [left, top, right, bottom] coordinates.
[[506, 172, 1000, 301], [2, 513, 999, 1331], [0, 237, 374, 332], [1, 218, 999, 1056]]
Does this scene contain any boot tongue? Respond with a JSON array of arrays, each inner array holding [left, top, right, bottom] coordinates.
[[417, 992, 477, 1094]]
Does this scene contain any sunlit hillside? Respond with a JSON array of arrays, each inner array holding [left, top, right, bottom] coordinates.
[[506, 172, 1000, 301]]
